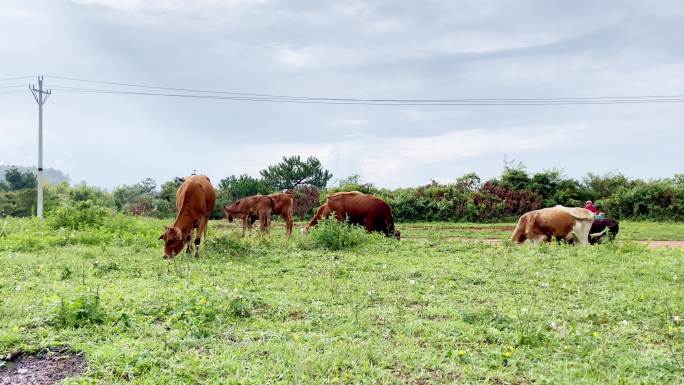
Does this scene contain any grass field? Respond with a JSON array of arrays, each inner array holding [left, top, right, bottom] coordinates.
[[398, 221, 684, 241], [1, 217, 683, 384]]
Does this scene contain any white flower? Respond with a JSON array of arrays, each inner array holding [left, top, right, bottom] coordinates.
[[673, 315, 681, 323], [622, 320, 629, 326], [540, 282, 549, 288], [521, 307, 529, 313], [409, 279, 416, 285], [15, 285, 21, 291]]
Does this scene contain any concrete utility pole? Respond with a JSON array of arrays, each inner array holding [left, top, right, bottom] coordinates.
[[30, 76, 51, 218]]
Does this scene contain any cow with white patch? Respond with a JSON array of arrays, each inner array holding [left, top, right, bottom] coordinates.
[[511, 205, 595, 245]]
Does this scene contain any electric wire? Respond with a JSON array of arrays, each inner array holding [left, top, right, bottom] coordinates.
[[46, 84, 684, 106], [0, 75, 35, 82], [45, 75, 684, 104]]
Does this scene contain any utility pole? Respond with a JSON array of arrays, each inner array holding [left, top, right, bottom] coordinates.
[[30, 76, 51, 218]]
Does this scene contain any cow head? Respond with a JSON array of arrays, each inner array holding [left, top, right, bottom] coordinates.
[[159, 226, 185, 258], [223, 201, 241, 222]]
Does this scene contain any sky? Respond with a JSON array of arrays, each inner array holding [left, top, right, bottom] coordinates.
[[1, 0, 683, 189]]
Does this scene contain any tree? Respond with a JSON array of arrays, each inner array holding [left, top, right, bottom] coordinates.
[[500, 167, 531, 191], [112, 178, 157, 211], [159, 177, 185, 203], [218, 174, 272, 201], [456, 172, 481, 191], [3, 167, 37, 191], [332, 174, 376, 194], [260, 156, 332, 190]]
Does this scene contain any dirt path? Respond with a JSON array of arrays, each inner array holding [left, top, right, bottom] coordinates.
[[406, 237, 684, 249]]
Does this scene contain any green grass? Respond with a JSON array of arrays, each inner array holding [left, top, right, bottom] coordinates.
[[396, 221, 684, 241], [1, 217, 683, 384]]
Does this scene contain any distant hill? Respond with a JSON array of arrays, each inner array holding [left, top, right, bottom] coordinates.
[[0, 164, 70, 185]]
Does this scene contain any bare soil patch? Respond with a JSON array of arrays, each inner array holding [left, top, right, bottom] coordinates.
[[0, 347, 86, 385]]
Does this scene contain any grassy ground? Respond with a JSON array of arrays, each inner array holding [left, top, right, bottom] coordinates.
[[397, 221, 684, 241], [1, 217, 683, 384]]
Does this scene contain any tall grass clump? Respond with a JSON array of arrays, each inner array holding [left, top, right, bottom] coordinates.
[[47, 200, 111, 230], [308, 218, 369, 250], [205, 235, 251, 256], [53, 288, 107, 328]]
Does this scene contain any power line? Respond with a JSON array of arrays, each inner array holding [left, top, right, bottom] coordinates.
[[0, 90, 28, 95], [45, 75, 684, 104], [0, 84, 27, 89], [0, 75, 35, 82], [46, 84, 684, 106]]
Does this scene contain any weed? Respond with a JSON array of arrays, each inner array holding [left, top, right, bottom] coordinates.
[[53, 288, 107, 328], [308, 218, 369, 250]]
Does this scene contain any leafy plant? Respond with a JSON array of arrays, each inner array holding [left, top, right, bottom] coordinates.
[[308, 218, 369, 250], [53, 288, 107, 328], [46, 200, 111, 230]]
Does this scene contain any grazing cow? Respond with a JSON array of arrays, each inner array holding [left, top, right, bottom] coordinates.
[[159, 175, 216, 258], [246, 192, 295, 236], [511, 205, 595, 245], [268, 192, 294, 236], [223, 195, 273, 236], [589, 218, 619, 244], [305, 191, 400, 238]]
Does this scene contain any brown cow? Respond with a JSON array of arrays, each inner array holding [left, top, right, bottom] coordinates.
[[245, 191, 295, 236], [223, 195, 273, 236], [268, 192, 294, 236], [159, 175, 216, 258], [511, 205, 594, 245], [305, 191, 400, 238]]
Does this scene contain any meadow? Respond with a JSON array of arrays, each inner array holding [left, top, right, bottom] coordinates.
[[1, 217, 683, 384]]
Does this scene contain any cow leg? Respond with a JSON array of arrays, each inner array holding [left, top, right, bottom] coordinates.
[[194, 216, 208, 257], [285, 211, 293, 236], [185, 229, 194, 254], [241, 215, 248, 237], [259, 211, 268, 234], [529, 234, 546, 244]]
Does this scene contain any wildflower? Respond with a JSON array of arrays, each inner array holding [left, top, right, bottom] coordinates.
[[673, 315, 681, 324], [621, 320, 629, 326], [521, 307, 529, 313], [409, 279, 416, 285], [549, 321, 558, 330], [540, 282, 549, 288], [503, 351, 512, 358], [592, 331, 599, 338], [457, 350, 465, 357]]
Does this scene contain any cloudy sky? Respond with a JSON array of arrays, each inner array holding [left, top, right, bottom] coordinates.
[[1, 0, 683, 189]]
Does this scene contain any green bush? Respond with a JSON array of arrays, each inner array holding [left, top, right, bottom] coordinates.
[[308, 218, 369, 250], [53, 288, 107, 328], [205, 235, 251, 256], [46, 200, 111, 230]]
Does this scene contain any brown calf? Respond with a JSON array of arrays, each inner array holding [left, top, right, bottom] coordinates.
[[159, 175, 216, 258]]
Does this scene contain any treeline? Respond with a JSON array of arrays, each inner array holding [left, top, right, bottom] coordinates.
[[1, 158, 683, 222], [361, 169, 684, 222]]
